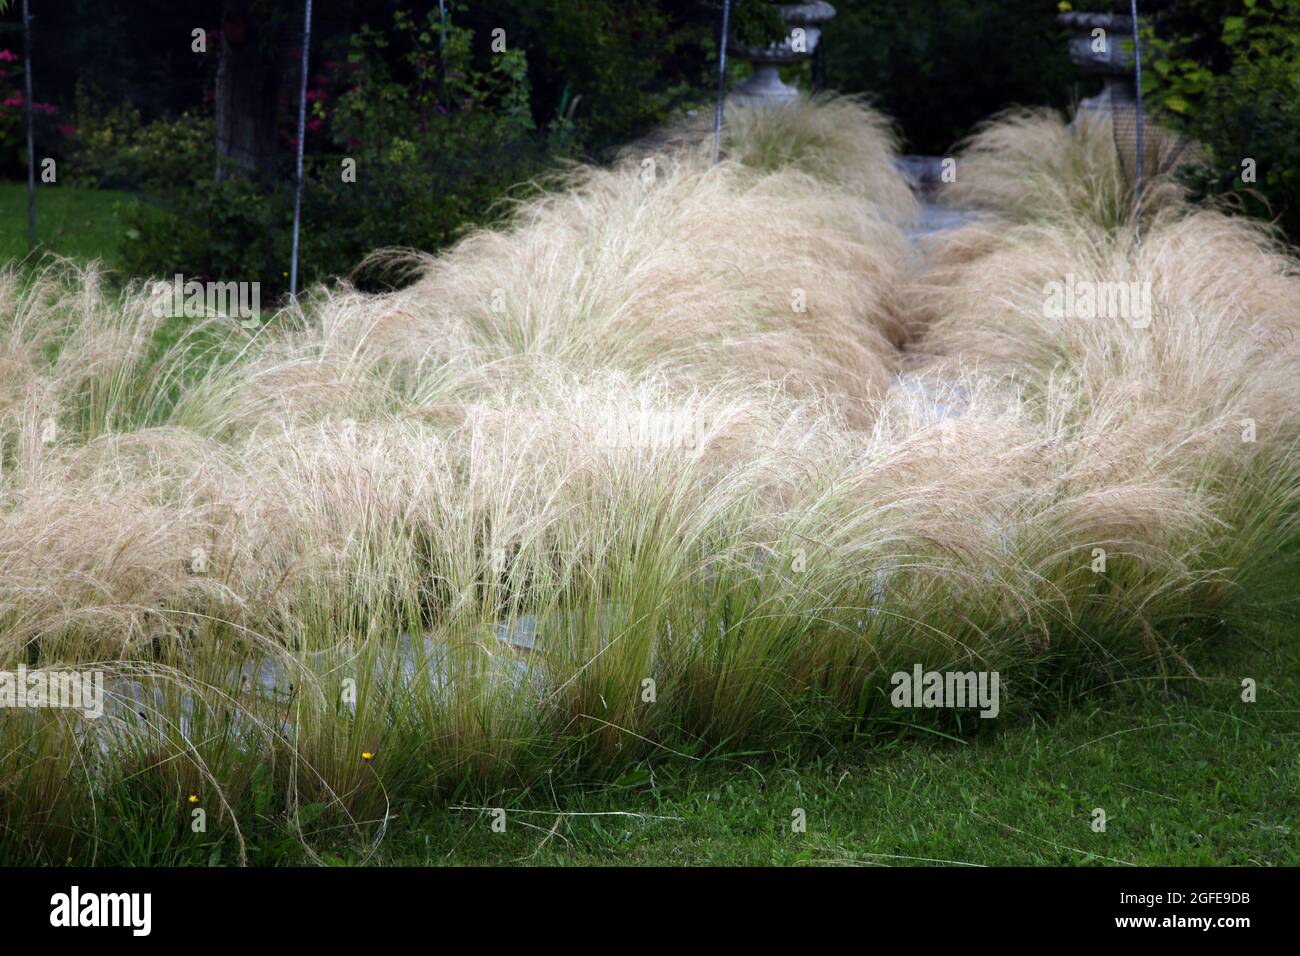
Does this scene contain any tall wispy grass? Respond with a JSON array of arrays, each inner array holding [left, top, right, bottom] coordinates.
[[1, 98, 1296, 863], [945, 108, 1198, 230]]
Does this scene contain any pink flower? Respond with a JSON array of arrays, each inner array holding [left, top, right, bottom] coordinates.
[[59, 124, 78, 137], [0, 97, 53, 114], [0, 50, 18, 64]]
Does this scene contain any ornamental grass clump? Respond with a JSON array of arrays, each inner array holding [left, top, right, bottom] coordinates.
[[1, 98, 1296, 863]]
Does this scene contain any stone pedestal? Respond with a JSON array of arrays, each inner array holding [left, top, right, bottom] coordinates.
[[730, 2, 836, 107], [1058, 11, 1143, 115]]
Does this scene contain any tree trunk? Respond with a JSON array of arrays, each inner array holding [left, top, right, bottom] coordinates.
[[215, 0, 281, 182]]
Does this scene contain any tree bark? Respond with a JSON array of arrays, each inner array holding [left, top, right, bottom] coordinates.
[[215, 0, 282, 181]]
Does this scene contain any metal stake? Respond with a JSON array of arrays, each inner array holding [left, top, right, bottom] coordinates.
[[714, 0, 732, 164], [289, 0, 313, 301]]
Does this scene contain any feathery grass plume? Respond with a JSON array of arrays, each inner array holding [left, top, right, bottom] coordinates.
[[943, 108, 1198, 231], [907, 137, 1300, 667], [332, 157, 912, 426], [721, 93, 920, 223]]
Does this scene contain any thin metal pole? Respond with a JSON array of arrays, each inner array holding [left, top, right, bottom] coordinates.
[[289, 0, 313, 301], [22, 0, 36, 248], [714, 0, 731, 164], [439, 0, 448, 98], [1130, 0, 1144, 247]]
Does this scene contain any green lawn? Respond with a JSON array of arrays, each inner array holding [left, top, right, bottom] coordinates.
[[136, 556, 1286, 867], [52, 552, 1294, 867], [65, 609, 1299, 866], [0, 182, 135, 267], [366, 603, 1298, 867]]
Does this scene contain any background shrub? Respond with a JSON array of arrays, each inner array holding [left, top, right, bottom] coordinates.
[[6, 0, 1298, 285], [821, 0, 1076, 155], [1146, 0, 1300, 243]]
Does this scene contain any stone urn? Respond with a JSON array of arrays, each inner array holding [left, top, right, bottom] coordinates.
[[1057, 11, 1145, 114], [729, 2, 836, 106]]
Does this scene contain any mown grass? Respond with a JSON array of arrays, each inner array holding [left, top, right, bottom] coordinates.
[[53, 551, 1296, 867], [397, 614, 1298, 867], [0, 183, 135, 268]]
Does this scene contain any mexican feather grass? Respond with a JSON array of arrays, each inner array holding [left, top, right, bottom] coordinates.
[[0, 98, 1296, 862]]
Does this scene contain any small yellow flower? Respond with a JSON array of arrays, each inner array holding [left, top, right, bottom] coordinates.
[[361, 751, 374, 761], [1058, 1, 1073, 11], [188, 794, 199, 803]]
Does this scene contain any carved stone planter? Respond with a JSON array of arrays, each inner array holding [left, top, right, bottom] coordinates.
[[730, 2, 836, 106], [1058, 11, 1144, 114]]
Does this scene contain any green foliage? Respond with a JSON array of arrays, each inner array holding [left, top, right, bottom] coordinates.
[[822, 0, 1076, 154], [119, 177, 284, 289], [8, 0, 723, 291], [117, 7, 564, 296], [0, 42, 69, 178], [330, 6, 537, 155], [476, 0, 710, 152], [65, 87, 213, 191], [729, 0, 788, 48], [1147, 0, 1300, 241], [292, 140, 555, 293], [66, 90, 281, 286]]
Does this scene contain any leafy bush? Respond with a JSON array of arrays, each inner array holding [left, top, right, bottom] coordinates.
[[292, 139, 558, 292], [0, 47, 23, 169], [470, 0, 716, 152], [11, 1, 730, 291], [65, 87, 213, 191], [0, 45, 67, 178], [1146, 0, 1300, 243], [118, 7, 567, 297], [326, 6, 539, 157], [118, 176, 284, 289], [822, 0, 1075, 154]]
